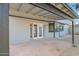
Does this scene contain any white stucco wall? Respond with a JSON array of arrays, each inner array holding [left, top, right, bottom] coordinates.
[[69, 24, 79, 35], [44, 23, 54, 38], [74, 25, 79, 34], [9, 16, 31, 44], [9, 16, 49, 44], [9, 16, 69, 44]]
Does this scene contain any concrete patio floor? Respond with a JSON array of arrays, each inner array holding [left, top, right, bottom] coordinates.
[[10, 35, 79, 56]]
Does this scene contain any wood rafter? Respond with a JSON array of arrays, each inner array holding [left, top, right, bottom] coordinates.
[[33, 9, 44, 15], [17, 3, 23, 11], [38, 11, 49, 16], [26, 6, 35, 13], [9, 8, 52, 21], [42, 13, 52, 17]]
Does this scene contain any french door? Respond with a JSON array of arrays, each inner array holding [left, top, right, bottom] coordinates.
[[33, 23, 43, 39]]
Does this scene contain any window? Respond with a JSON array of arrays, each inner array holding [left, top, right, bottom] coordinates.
[[49, 23, 55, 32], [49, 22, 64, 32], [59, 24, 64, 31], [30, 24, 32, 38], [55, 23, 59, 32], [34, 24, 38, 37]]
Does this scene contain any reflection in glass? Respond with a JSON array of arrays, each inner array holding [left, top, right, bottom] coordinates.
[[39, 27, 42, 37], [34, 24, 37, 37]]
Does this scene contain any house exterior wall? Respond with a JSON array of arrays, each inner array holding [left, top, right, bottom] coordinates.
[[74, 25, 79, 34], [9, 16, 69, 44], [69, 25, 79, 35]]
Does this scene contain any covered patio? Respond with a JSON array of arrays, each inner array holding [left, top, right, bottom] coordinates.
[[9, 3, 79, 56]]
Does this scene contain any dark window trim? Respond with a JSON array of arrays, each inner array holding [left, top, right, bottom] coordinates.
[[49, 22, 64, 32]]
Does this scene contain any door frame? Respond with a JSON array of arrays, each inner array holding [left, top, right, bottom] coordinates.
[[32, 23, 43, 39], [38, 24, 43, 38]]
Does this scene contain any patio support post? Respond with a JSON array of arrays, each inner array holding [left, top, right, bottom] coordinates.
[[59, 24, 60, 37], [72, 21, 77, 47], [54, 21, 55, 38], [72, 21, 74, 44]]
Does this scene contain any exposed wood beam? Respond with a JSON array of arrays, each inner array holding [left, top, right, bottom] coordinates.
[[17, 3, 23, 11], [38, 12, 49, 16], [42, 13, 52, 16], [9, 15, 51, 22], [44, 15, 54, 19], [9, 8, 50, 21], [30, 3, 73, 20], [10, 8, 62, 20], [44, 14, 54, 18], [26, 6, 35, 13], [30, 3, 65, 19], [50, 3, 75, 19], [9, 8, 69, 25], [33, 9, 44, 15], [9, 15, 69, 25], [42, 15, 51, 19], [63, 3, 79, 19], [42, 14, 62, 20], [43, 14, 64, 20]]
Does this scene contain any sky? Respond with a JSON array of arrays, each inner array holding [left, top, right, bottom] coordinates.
[[67, 3, 79, 15], [67, 3, 79, 25]]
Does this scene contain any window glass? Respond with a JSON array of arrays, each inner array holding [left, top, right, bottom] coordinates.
[[49, 23, 54, 32]]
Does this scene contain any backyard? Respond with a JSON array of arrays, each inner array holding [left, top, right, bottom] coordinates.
[[10, 35, 79, 56]]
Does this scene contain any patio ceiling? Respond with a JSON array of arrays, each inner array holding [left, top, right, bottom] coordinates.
[[65, 3, 79, 17], [51, 3, 77, 19], [9, 3, 77, 21]]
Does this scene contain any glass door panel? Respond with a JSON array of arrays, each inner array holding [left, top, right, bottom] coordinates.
[[38, 25, 43, 38], [34, 24, 38, 38], [33, 23, 43, 39]]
